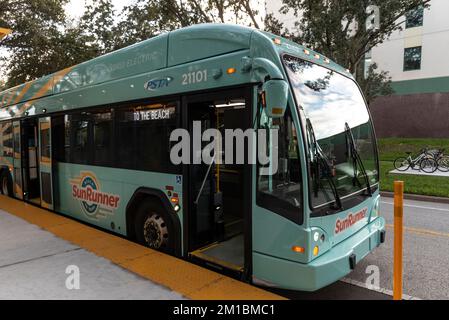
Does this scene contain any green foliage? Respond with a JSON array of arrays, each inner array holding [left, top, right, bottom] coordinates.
[[380, 161, 449, 197], [378, 138, 449, 197], [1, 0, 263, 87], [0, 0, 431, 100], [114, 0, 262, 49], [76, 0, 116, 54], [358, 63, 394, 104], [0, 0, 69, 87], [267, 0, 431, 100], [378, 138, 449, 161]]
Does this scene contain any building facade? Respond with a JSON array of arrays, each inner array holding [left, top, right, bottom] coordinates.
[[369, 0, 449, 96], [266, 0, 449, 138]]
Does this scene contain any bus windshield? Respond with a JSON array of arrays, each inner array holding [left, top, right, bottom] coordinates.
[[283, 54, 379, 209]]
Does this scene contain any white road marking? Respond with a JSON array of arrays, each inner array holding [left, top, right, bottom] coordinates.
[[340, 278, 422, 300], [381, 201, 449, 213]]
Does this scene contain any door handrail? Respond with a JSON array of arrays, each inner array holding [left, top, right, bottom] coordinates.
[[194, 153, 216, 205]]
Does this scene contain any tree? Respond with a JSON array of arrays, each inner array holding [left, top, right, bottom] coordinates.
[[268, 0, 431, 102], [358, 63, 394, 104], [0, 0, 69, 87], [76, 0, 116, 54], [0, 78, 6, 91], [114, 0, 263, 49]]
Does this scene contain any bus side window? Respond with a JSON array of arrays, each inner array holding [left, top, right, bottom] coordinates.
[[1, 122, 13, 157], [93, 112, 113, 167], [116, 107, 137, 169], [71, 114, 91, 165], [257, 106, 303, 225], [115, 101, 180, 174]]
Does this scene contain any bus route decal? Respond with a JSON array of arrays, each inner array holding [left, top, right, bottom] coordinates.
[[70, 171, 120, 221]]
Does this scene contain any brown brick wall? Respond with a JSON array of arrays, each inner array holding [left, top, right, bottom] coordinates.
[[369, 93, 449, 138]]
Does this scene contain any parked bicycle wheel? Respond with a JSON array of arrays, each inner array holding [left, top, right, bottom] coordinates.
[[394, 157, 410, 171], [437, 156, 449, 172], [420, 158, 438, 173]]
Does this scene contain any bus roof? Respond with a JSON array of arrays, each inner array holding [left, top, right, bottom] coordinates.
[[0, 24, 350, 114]]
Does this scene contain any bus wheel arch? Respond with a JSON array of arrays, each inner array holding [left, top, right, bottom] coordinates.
[[0, 168, 13, 197], [126, 188, 181, 256]]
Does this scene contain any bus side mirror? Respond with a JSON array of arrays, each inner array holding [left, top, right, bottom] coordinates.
[[262, 80, 289, 118]]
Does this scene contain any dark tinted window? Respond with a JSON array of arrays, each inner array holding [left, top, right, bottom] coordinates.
[[93, 112, 112, 166], [64, 115, 71, 161], [40, 127, 51, 159], [71, 114, 90, 164], [406, 5, 424, 29], [116, 107, 137, 169], [404, 46, 422, 71], [52, 116, 65, 162], [51, 101, 180, 174], [13, 123, 20, 154], [116, 102, 179, 173], [1, 122, 13, 157]]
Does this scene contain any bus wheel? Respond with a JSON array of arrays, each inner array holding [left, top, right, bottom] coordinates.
[[1, 171, 13, 197], [134, 199, 173, 254]]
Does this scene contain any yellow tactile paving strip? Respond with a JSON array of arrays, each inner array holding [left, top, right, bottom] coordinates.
[[0, 196, 284, 300]]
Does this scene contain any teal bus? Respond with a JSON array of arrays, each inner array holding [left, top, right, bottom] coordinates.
[[0, 24, 385, 291]]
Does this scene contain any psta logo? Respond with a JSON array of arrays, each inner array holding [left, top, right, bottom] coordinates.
[[71, 172, 120, 220], [144, 77, 173, 91]]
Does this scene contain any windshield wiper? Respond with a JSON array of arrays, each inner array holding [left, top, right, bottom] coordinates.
[[306, 119, 342, 210], [345, 122, 372, 197]]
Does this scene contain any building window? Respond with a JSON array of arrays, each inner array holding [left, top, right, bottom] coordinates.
[[406, 5, 424, 29], [404, 46, 422, 71]]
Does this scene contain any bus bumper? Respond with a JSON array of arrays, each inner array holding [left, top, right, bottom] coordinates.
[[252, 217, 386, 292]]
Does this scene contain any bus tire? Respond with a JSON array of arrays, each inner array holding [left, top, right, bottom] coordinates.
[[0, 170, 13, 197], [134, 198, 174, 254]]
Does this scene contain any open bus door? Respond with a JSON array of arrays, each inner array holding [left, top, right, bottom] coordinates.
[[184, 87, 252, 279], [12, 121, 23, 200], [38, 117, 54, 210]]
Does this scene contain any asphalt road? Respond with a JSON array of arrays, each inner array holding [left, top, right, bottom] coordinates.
[[277, 197, 449, 300], [346, 197, 449, 300]]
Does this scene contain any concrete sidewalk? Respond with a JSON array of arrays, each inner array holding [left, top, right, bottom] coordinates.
[[0, 196, 397, 300], [0, 196, 282, 300], [0, 210, 185, 300], [390, 168, 449, 177]]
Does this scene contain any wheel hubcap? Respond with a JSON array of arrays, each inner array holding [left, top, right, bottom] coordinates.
[[143, 214, 168, 249]]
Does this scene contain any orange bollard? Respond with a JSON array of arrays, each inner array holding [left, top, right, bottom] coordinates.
[[393, 181, 404, 300]]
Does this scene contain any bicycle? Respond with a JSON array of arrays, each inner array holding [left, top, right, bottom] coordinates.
[[430, 149, 449, 172], [393, 148, 438, 173]]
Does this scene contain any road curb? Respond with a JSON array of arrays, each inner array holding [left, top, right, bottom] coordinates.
[[0, 196, 284, 300], [381, 191, 449, 204]]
